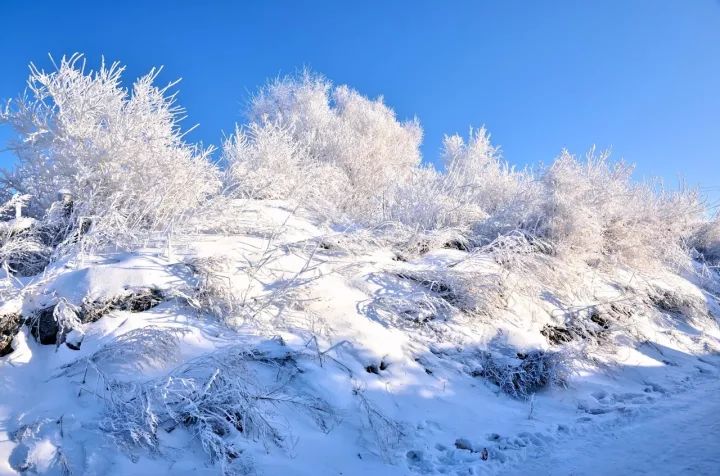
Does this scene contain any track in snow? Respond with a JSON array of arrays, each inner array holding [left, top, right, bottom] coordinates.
[[500, 377, 720, 476]]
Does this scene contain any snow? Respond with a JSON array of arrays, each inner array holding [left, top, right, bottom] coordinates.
[[499, 377, 720, 476], [1, 200, 719, 475], [43, 253, 185, 305]]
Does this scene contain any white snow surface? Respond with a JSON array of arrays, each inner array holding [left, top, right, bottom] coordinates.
[[1, 200, 719, 476]]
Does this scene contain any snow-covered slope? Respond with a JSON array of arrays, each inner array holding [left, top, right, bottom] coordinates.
[[1, 201, 719, 476]]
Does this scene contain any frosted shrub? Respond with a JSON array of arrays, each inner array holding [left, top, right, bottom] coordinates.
[[534, 150, 621, 259], [0, 225, 49, 276], [442, 128, 522, 218], [394, 268, 505, 317], [477, 350, 570, 400], [519, 149, 703, 269], [182, 256, 242, 322], [381, 128, 530, 236], [0, 195, 50, 276], [56, 326, 183, 384], [329, 84, 422, 212], [223, 121, 312, 200], [230, 70, 422, 222], [691, 216, 720, 265], [428, 129, 542, 240], [384, 166, 484, 231], [608, 183, 702, 269], [222, 120, 349, 219], [102, 342, 336, 474], [0, 54, 221, 248], [414, 139, 706, 270]]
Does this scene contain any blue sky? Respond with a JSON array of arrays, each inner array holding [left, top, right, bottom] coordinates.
[[1, 0, 719, 203]]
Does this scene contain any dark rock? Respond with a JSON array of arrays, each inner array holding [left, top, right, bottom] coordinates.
[[365, 364, 379, 374], [443, 239, 470, 251], [366, 359, 390, 374], [65, 329, 84, 350], [541, 324, 573, 345], [0, 313, 23, 356], [27, 306, 58, 345], [589, 310, 610, 329], [391, 252, 408, 262], [80, 287, 164, 323], [318, 241, 333, 250]]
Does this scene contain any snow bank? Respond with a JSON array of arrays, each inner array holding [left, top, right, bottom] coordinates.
[[1, 201, 718, 475]]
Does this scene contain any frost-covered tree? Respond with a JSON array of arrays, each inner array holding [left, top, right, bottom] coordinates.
[[535, 150, 620, 258], [222, 119, 350, 219], [223, 121, 311, 200], [0, 54, 220, 247], [435, 128, 543, 238], [441, 128, 521, 216], [529, 149, 703, 268], [383, 166, 462, 230], [227, 70, 422, 222], [690, 214, 720, 265], [423, 136, 705, 269]]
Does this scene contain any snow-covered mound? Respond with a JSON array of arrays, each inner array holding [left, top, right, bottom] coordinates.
[[1, 201, 719, 476]]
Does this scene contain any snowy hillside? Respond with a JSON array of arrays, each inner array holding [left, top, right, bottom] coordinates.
[[1, 55, 719, 475], [1, 200, 719, 475]]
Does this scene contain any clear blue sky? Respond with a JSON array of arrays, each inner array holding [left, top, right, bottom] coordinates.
[[1, 0, 718, 202]]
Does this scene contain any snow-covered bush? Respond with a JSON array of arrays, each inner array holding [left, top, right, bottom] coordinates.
[[223, 120, 311, 200], [381, 128, 541, 244], [394, 268, 505, 317], [0, 223, 49, 277], [446, 148, 703, 270], [222, 120, 349, 219], [102, 342, 336, 474], [181, 243, 314, 329], [477, 350, 570, 399], [226, 70, 422, 222], [532, 150, 613, 258], [383, 165, 483, 231], [0, 54, 221, 248], [0, 195, 51, 276], [386, 128, 539, 241], [364, 265, 506, 336], [531, 149, 703, 268], [182, 256, 242, 322], [56, 326, 183, 384], [691, 216, 720, 265], [391, 137, 704, 270], [441, 128, 525, 219]]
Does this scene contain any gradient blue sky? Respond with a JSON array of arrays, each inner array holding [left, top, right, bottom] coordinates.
[[1, 1, 718, 202]]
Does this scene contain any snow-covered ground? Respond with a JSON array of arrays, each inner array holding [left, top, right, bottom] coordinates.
[[500, 375, 720, 476], [1, 201, 718, 476]]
